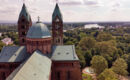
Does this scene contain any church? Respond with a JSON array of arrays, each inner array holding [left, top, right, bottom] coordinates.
[[0, 3, 82, 80]]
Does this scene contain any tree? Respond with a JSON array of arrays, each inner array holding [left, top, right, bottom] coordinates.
[[94, 41, 118, 67], [98, 69, 118, 80], [79, 32, 87, 39], [76, 49, 86, 68], [0, 41, 5, 52], [112, 58, 128, 76], [91, 55, 108, 75], [84, 50, 92, 66], [96, 32, 114, 42], [79, 37, 96, 50]]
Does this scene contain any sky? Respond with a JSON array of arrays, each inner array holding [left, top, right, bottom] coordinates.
[[0, 0, 130, 22]]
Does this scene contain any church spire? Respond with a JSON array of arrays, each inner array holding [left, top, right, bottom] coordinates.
[[52, 3, 62, 21], [52, 3, 63, 45], [18, 3, 31, 22], [18, 3, 32, 46]]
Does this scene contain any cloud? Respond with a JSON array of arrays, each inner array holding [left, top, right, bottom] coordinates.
[[52, 0, 82, 5], [0, 5, 18, 14], [51, 0, 102, 6], [111, 2, 121, 11]]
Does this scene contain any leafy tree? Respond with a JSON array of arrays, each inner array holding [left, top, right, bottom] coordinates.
[[64, 41, 74, 45], [112, 58, 128, 76], [0, 41, 5, 52], [79, 32, 87, 39], [98, 69, 118, 80], [76, 49, 86, 68], [91, 55, 108, 75], [122, 54, 130, 74], [79, 37, 96, 50], [96, 33, 114, 42], [84, 50, 92, 66], [94, 41, 118, 67]]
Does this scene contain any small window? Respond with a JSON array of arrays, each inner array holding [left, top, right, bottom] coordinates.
[[22, 39, 25, 43], [56, 18, 59, 22], [57, 52, 60, 55], [22, 32, 26, 35], [57, 72, 60, 80], [21, 25, 25, 29], [66, 52, 69, 55], [67, 71, 70, 80], [2, 72, 6, 80], [22, 19, 25, 22]]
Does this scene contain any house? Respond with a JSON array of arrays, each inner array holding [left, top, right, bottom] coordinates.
[[1, 38, 13, 45]]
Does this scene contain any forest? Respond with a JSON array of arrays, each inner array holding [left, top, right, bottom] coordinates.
[[64, 27, 130, 80]]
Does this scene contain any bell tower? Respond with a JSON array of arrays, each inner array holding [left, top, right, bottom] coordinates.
[[52, 3, 63, 45], [18, 3, 32, 46]]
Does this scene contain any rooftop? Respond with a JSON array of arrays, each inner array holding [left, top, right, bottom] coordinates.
[[7, 50, 52, 80], [51, 45, 79, 61], [0, 46, 30, 62]]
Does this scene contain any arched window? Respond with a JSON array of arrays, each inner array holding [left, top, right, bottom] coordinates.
[[22, 19, 25, 23], [57, 71, 60, 80], [21, 25, 25, 29], [56, 38, 60, 43], [22, 32, 26, 35], [1, 72, 6, 80], [22, 39, 25, 43], [67, 71, 70, 80]]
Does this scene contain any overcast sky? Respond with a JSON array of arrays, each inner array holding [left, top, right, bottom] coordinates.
[[0, 0, 130, 22]]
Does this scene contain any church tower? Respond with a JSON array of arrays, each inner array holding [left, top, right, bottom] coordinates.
[[18, 3, 32, 46], [52, 3, 63, 45]]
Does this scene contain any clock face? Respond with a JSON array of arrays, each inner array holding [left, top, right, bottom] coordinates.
[[56, 24, 60, 29], [56, 18, 59, 22]]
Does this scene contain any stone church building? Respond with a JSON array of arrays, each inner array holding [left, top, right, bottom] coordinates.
[[0, 3, 82, 80]]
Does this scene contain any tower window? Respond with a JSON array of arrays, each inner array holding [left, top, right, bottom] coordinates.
[[22, 39, 25, 43], [21, 25, 25, 29], [22, 32, 26, 35], [22, 19, 25, 22], [57, 72, 60, 80], [56, 18, 59, 22]]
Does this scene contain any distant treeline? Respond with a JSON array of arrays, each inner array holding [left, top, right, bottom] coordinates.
[[1, 22, 130, 32], [0, 25, 17, 32]]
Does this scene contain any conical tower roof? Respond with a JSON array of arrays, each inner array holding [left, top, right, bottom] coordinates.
[[52, 3, 62, 21], [18, 3, 31, 22]]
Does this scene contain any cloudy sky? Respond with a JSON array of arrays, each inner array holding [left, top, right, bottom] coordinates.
[[0, 0, 130, 22]]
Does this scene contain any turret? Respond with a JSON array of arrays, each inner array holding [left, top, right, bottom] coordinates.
[[52, 3, 63, 45], [18, 3, 32, 46]]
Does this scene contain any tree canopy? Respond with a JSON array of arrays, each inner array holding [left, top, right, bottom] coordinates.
[[98, 69, 118, 80], [91, 55, 108, 75], [112, 58, 128, 76]]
